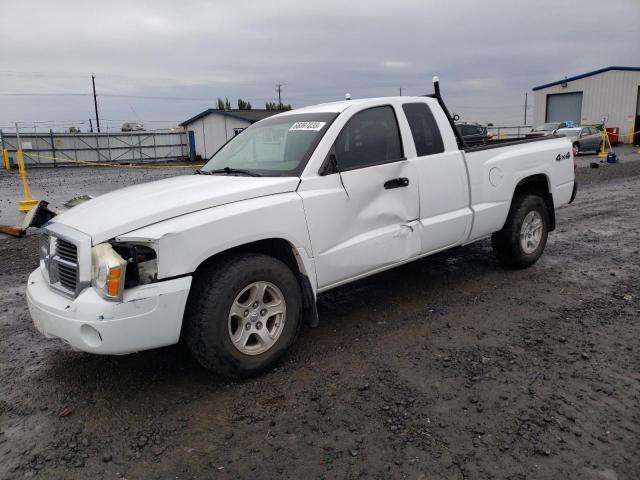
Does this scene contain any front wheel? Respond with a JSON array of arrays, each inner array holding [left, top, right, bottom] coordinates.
[[492, 195, 549, 268], [183, 253, 302, 378]]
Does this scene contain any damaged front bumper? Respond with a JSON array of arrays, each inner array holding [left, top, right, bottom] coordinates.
[[26, 267, 191, 355]]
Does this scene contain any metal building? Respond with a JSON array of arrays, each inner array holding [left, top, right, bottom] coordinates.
[[180, 109, 279, 160], [532, 66, 640, 144]]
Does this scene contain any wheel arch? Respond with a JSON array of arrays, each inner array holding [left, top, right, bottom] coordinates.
[[191, 238, 319, 326], [193, 238, 303, 277], [511, 173, 555, 231]]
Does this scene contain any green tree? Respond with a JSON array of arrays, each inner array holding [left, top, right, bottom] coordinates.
[[217, 98, 225, 110], [237, 98, 252, 110], [265, 101, 291, 111], [225, 98, 231, 110]]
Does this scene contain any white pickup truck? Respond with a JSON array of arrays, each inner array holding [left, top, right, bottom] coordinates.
[[27, 78, 577, 377]]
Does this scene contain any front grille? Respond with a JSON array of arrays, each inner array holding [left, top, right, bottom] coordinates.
[[56, 239, 78, 263], [53, 239, 79, 293], [40, 224, 90, 298]]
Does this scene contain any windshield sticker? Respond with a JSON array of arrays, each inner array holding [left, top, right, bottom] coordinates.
[[289, 121, 326, 132]]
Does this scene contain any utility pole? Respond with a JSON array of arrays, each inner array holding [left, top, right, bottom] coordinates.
[[89, 118, 93, 133], [524, 92, 528, 125], [399, 87, 402, 96], [92, 74, 101, 132], [276, 82, 284, 109]]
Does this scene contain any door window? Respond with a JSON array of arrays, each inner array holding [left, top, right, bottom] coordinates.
[[403, 103, 444, 156], [334, 106, 403, 170]]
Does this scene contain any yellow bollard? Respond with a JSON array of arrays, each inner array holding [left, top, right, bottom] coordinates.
[[2, 149, 9, 170], [597, 130, 608, 159], [16, 149, 39, 212]]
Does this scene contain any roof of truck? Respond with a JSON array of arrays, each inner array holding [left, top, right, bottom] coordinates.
[[279, 96, 432, 115]]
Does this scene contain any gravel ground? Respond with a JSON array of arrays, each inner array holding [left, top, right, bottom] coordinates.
[[1, 162, 639, 479]]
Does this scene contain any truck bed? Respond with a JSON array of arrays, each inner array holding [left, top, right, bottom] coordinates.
[[463, 134, 561, 153]]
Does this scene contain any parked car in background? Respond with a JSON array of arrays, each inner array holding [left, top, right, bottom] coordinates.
[[455, 122, 493, 146], [121, 122, 145, 132], [556, 126, 602, 155], [526, 122, 570, 137]]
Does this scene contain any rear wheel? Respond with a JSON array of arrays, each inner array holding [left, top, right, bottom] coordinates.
[[492, 195, 549, 268], [183, 253, 302, 377]]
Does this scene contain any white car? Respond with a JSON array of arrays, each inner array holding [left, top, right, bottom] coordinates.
[[27, 78, 577, 377]]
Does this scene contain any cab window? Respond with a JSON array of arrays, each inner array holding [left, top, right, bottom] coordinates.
[[403, 102, 444, 156], [334, 106, 403, 170]]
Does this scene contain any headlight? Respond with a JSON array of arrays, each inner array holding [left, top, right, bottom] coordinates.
[[91, 243, 127, 301]]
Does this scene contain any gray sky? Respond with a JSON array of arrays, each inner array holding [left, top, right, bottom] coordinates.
[[1, 0, 639, 131]]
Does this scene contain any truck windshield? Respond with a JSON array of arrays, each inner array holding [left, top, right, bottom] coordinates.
[[201, 112, 337, 177]]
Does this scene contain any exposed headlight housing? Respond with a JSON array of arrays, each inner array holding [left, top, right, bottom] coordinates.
[[112, 243, 158, 287], [91, 242, 158, 302], [91, 243, 127, 301]]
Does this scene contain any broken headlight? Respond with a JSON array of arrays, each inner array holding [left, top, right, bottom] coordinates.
[[91, 242, 158, 301], [91, 243, 127, 301], [111, 243, 158, 288]]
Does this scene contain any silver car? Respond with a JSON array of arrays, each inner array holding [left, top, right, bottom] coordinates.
[[527, 121, 570, 137], [556, 126, 603, 156]]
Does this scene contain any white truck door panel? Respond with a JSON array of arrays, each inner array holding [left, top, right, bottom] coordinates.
[[299, 105, 420, 290], [414, 150, 471, 252], [299, 162, 420, 289], [400, 102, 471, 253]]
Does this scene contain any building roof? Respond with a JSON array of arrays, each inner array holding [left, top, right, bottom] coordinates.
[[180, 109, 279, 126], [532, 66, 640, 91]]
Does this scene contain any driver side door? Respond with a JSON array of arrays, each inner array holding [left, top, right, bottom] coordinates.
[[298, 105, 420, 290]]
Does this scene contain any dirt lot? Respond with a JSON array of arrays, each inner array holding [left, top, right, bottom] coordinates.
[[1, 161, 639, 480]]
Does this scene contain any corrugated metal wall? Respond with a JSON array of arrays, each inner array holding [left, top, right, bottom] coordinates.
[[532, 70, 640, 142], [0, 131, 187, 166]]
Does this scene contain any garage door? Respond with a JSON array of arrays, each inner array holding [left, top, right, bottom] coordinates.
[[546, 92, 583, 124]]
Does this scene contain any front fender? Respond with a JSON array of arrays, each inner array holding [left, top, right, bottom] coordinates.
[[117, 193, 314, 281]]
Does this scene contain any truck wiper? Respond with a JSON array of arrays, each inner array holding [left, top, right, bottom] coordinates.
[[208, 167, 261, 177]]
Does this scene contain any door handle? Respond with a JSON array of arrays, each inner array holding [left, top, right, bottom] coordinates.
[[384, 177, 410, 189]]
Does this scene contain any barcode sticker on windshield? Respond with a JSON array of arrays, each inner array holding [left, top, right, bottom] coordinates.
[[289, 122, 326, 131]]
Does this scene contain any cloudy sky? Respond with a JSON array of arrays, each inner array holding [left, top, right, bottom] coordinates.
[[1, 0, 639, 132]]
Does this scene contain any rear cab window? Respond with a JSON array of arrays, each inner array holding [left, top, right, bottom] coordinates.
[[402, 103, 444, 156]]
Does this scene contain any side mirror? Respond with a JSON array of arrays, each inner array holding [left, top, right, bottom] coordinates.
[[319, 152, 339, 176]]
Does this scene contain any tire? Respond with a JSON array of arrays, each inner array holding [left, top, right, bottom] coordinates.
[[572, 142, 580, 156], [183, 253, 302, 378], [491, 194, 549, 268]]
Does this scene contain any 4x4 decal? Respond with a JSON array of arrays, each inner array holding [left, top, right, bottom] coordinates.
[[556, 151, 571, 161]]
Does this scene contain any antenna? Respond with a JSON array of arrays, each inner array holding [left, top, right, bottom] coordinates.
[[345, 93, 351, 101]]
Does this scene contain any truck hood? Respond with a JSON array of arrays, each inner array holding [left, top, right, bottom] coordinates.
[[52, 175, 300, 244]]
